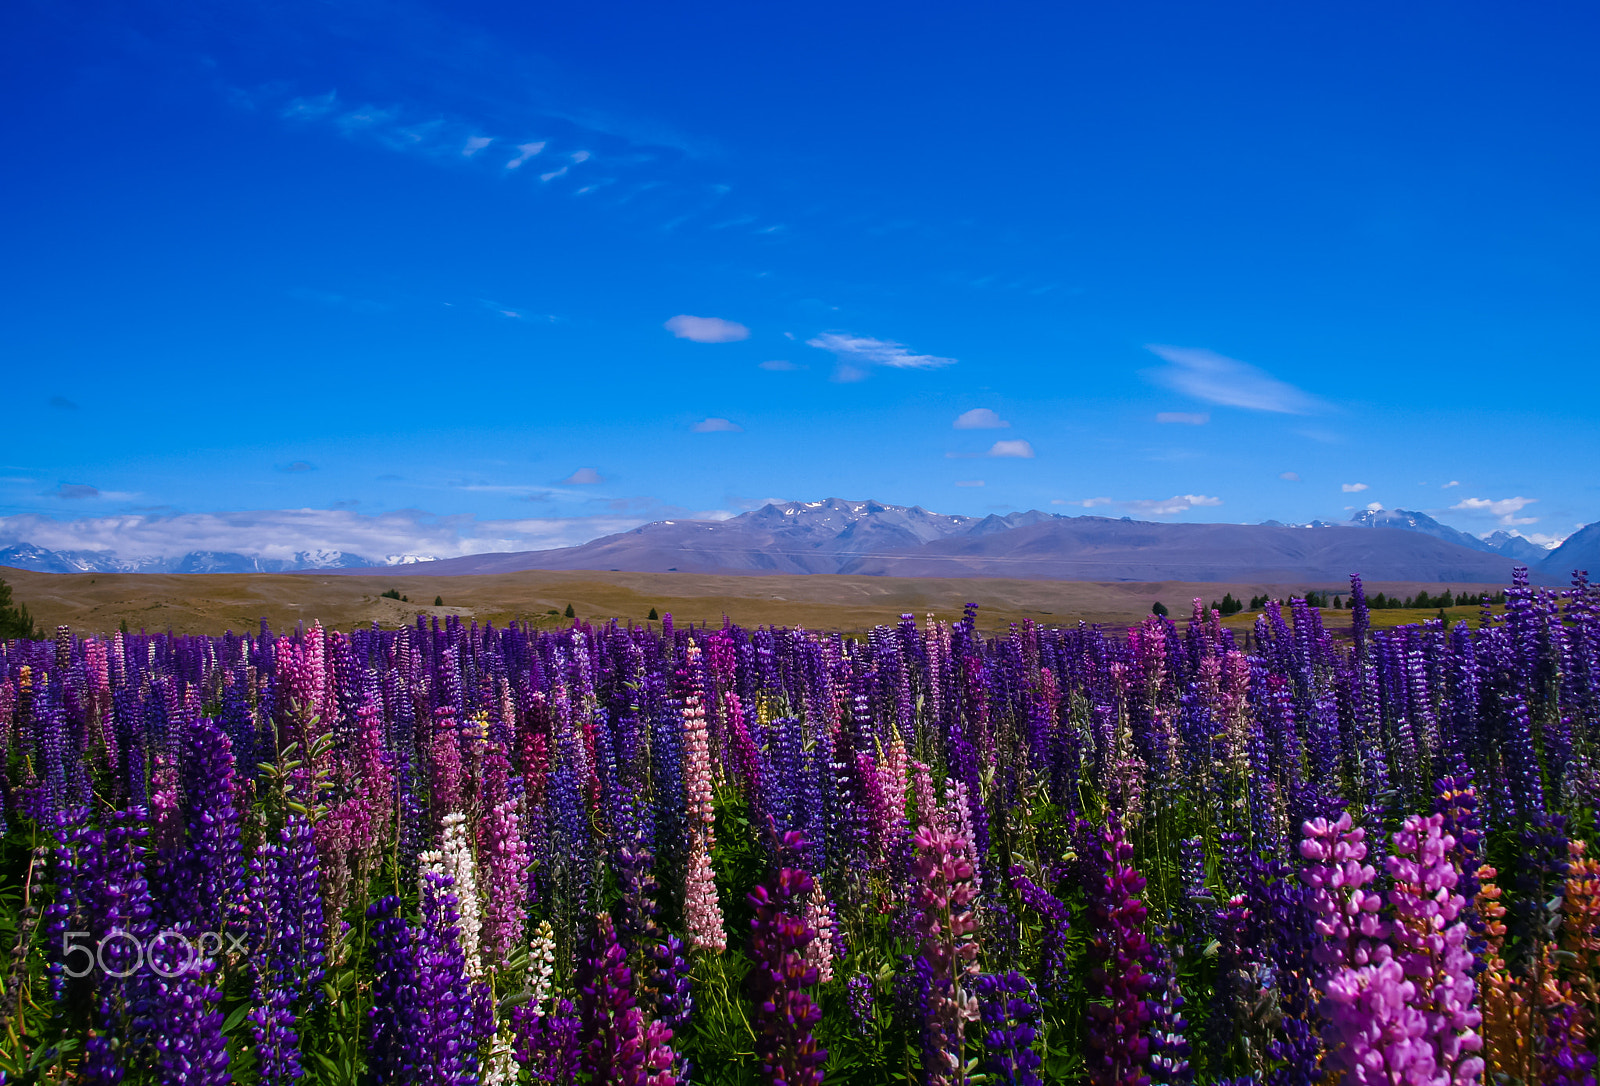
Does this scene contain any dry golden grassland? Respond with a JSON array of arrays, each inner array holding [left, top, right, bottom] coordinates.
[[0, 566, 1511, 637]]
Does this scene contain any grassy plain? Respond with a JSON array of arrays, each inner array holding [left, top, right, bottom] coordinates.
[[0, 566, 1513, 637]]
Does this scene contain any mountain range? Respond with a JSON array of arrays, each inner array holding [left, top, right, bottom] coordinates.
[[0, 543, 386, 575], [334, 499, 1587, 585], [4, 500, 1593, 584]]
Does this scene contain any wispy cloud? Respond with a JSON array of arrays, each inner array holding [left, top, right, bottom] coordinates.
[[1342, 482, 1369, 493], [1452, 496, 1539, 526], [1442, 480, 1461, 488], [1144, 345, 1326, 414], [691, 417, 743, 433], [561, 468, 606, 485], [1280, 471, 1301, 481], [49, 396, 79, 410], [953, 408, 1009, 430], [665, 315, 749, 343], [1052, 494, 1222, 516], [807, 332, 956, 381], [277, 461, 316, 474], [54, 484, 101, 500], [955, 480, 985, 487], [1155, 411, 1209, 425], [504, 141, 546, 168], [758, 360, 802, 371], [987, 440, 1035, 459], [1126, 494, 1223, 515]]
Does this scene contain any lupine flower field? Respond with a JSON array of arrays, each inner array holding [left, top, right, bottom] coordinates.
[[1, 569, 1598, 1085]]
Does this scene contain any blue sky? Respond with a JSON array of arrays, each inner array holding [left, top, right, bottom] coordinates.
[[3, 0, 1597, 562]]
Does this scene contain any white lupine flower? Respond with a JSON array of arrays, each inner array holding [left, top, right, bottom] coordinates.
[[421, 811, 484, 975], [529, 919, 557, 1012]]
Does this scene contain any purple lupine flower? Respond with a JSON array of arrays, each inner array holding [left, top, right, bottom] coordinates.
[[746, 832, 827, 1086], [577, 911, 677, 1086], [512, 996, 582, 1084], [846, 972, 876, 1035], [976, 970, 1044, 1086], [412, 871, 483, 1086]]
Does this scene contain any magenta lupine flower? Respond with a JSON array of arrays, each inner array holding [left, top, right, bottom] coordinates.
[[1385, 813, 1484, 1085], [1085, 818, 1155, 1086], [1300, 811, 1388, 973], [477, 794, 530, 967], [681, 644, 724, 954], [912, 817, 981, 1086]]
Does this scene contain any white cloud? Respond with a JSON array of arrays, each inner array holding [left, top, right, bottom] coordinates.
[[1442, 480, 1461, 488], [1280, 471, 1301, 481], [462, 136, 492, 156], [691, 417, 743, 433], [539, 166, 569, 182], [955, 480, 985, 487], [759, 360, 801, 371], [1155, 411, 1210, 425], [953, 408, 1010, 429], [1342, 482, 1369, 493], [0, 508, 666, 563], [1452, 496, 1539, 526], [1514, 530, 1569, 548], [561, 468, 605, 485], [1123, 494, 1223, 516], [1053, 497, 1114, 508], [504, 141, 546, 169], [806, 332, 956, 376], [665, 315, 750, 343], [1366, 501, 1384, 511], [1144, 345, 1326, 414], [987, 440, 1035, 458]]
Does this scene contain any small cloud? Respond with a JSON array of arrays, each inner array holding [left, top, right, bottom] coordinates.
[[987, 440, 1035, 458], [953, 408, 1010, 430], [806, 332, 956, 375], [1342, 482, 1369, 493], [539, 166, 569, 182], [1053, 497, 1114, 508], [278, 461, 316, 474], [463, 136, 492, 156], [1442, 480, 1461, 488], [1144, 345, 1326, 414], [691, 417, 743, 433], [376, 473, 403, 482], [955, 480, 985, 487], [1366, 501, 1384, 511], [759, 359, 802, 371], [505, 141, 546, 169], [330, 499, 360, 510], [1155, 411, 1209, 425], [1280, 471, 1301, 482], [54, 483, 100, 500], [665, 315, 750, 343], [1124, 494, 1223, 516], [562, 468, 606, 485], [571, 151, 591, 163], [1452, 496, 1539, 526], [49, 396, 79, 410]]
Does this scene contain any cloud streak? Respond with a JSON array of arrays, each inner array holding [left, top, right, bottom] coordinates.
[[1145, 345, 1327, 414], [1051, 494, 1222, 516], [691, 417, 743, 433], [807, 332, 956, 380]]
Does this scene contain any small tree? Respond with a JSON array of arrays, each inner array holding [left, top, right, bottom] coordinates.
[[647, 607, 659, 620], [381, 588, 401, 600], [564, 603, 576, 619], [434, 595, 444, 607], [1150, 601, 1168, 617], [0, 577, 37, 641]]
